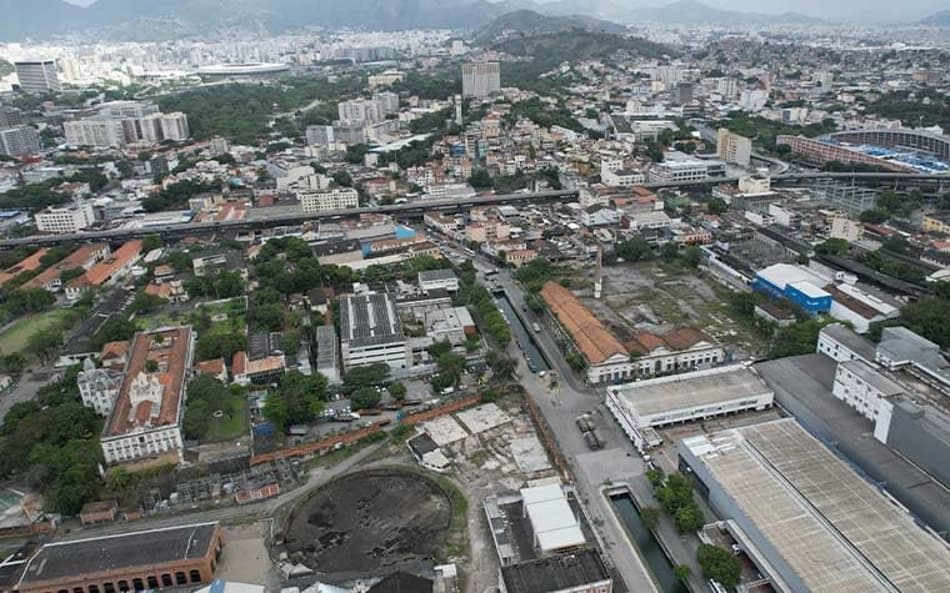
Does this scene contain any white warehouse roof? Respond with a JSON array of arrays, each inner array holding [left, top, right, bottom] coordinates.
[[520, 484, 585, 553]]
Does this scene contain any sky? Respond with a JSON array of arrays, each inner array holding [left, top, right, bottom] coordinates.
[[60, 0, 949, 22]]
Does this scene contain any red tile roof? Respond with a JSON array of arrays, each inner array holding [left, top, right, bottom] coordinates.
[[540, 281, 626, 365], [0, 248, 49, 286], [105, 327, 192, 437], [74, 240, 142, 288], [21, 243, 109, 290]]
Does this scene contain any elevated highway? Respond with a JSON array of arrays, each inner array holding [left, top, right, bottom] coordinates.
[[1, 172, 945, 249]]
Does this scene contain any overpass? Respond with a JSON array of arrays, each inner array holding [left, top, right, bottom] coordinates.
[[1, 172, 945, 249]]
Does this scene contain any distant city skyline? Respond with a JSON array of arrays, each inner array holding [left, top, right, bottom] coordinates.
[[56, 0, 950, 23]]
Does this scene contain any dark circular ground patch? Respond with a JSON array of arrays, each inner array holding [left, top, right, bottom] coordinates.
[[282, 469, 452, 572]]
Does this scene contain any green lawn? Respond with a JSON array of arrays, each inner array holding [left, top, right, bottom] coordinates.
[[0, 309, 72, 355], [204, 395, 249, 441]]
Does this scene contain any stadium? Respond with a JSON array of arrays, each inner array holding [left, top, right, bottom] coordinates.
[[778, 128, 950, 174]]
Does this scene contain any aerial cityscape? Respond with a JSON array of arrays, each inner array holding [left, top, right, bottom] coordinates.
[[0, 1, 949, 593]]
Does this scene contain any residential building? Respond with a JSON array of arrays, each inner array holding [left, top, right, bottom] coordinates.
[[678, 418, 950, 593], [306, 125, 335, 147], [0, 248, 48, 287], [100, 326, 194, 465], [64, 118, 127, 148], [297, 187, 359, 213], [16, 522, 223, 593], [922, 212, 950, 235], [462, 62, 501, 98], [716, 128, 752, 166], [738, 89, 768, 112], [830, 215, 863, 242], [66, 240, 143, 301], [0, 126, 41, 157], [607, 364, 773, 451], [339, 292, 410, 371], [418, 269, 459, 293], [600, 160, 645, 187], [466, 220, 510, 244], [498, 549, 612, 593], [315, 325, 340, 384], [22, 242, 110, 292], [34, 202, 95, 234], [14, 59, 61, 93]]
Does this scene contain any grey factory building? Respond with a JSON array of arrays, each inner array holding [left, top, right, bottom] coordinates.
[[678, 418, 950, 593]]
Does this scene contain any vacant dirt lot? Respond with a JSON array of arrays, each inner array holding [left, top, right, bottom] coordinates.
[[281, 468, 452, 574]]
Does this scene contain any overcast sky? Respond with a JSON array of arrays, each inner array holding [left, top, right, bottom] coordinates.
[[61, 0, 948, 22]]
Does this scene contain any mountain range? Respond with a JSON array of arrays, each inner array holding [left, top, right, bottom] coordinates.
[[918, 10, 950, 26], [3, 0, 949, 41]]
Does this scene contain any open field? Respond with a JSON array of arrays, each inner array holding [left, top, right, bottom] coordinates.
[[204, 393, 249, 441], [579, 262, 768, 359], [0, 309, 72, 355]]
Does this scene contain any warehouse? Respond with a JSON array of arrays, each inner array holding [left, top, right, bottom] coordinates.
[[339, 291, 410, 371], [17, 522, 223, 593], [606, 364, 774, 451], [752, 263, 831, 314], [678, 419, 950, 593]]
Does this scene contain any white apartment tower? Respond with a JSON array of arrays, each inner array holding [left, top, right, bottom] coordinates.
[[14, 60, 61, 93], [462, 62, 501, 98]]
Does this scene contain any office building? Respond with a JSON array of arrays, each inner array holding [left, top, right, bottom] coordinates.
[[678, 418, 950, 593], [339, 292, 410, 371], [14, 59, 61, 93], [462, 62, 501, 99], [607, 364, 773, 450], [716, 128, 752, 166], [648, 153, 725, 183], [297, 187, 359, 214], [0, 126, 41, 157], [100, 326, 194, 465], [34, 202, 95, 234], [17, 522, 223, 593]]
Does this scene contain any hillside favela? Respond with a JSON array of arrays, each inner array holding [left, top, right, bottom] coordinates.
[[0, 1, 949, 593]]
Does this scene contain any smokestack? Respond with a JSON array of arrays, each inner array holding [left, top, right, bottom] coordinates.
[[594, 246, 603, 299]]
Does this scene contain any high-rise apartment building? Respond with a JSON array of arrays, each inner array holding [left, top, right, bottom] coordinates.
[[64, 102, 189, 148], [14, 60, 61, 93], [716, 128, 752, 166], [0, 126, 41, 157], [64, 119, 126, 148], [34, 203, 95, 234], [461, 62, 501, 98], [338, 98, 383, 124]]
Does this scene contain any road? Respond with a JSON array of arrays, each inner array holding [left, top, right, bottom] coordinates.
[[3, 171, 945, 249]]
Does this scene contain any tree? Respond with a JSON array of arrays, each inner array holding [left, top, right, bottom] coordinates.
[[674, 504, 705, 533], [142, 234, 163, 252], [859, 208, 889, 224], [707, 197, 728, 215], [616, 237, 653, 262], [144, 359, 159, 373], [388, 382, 407, 401], [697, 544, 742, 591], [264, 371, 327, 431], [195, 331, 246, 361], [469, 168, 492, 189], [673, 565, 691, 582], [815, 238, 850, 256], [332, 171, 353, 187], [486, 349, 516, 382], [343, 363, 391, 390], [27, 327, 63, 364], [901, 297, 950, 349], [250, 303, 285, 332], [566, 352, 587, 371], [96, 317, 138, 347], [130, 291, 166, 315], [351, 386, 381, 410]]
